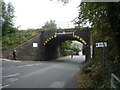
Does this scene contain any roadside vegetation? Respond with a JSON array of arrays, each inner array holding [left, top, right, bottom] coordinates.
[[75, 1, 120, 89], [2, 30, 39, 50], [1, 0, 40, 50]]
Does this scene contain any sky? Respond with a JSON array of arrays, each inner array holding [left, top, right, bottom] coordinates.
[[4, 0, 81, 30]]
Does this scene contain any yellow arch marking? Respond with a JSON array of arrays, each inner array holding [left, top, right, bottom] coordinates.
[[77, 36, 79, 39], [49, 38, 51, 40], [51, 36, 54, 39], [80, 38, 82, 41], [44, 35, 57, 45], [73, 35, 87, 46], [44, 35, 88, 46]]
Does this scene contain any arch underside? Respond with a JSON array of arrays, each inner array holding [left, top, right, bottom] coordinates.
[[43, 35, 88, 60], [44, 35, 88, 47]]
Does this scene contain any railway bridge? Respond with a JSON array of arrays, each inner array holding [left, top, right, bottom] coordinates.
[[3, 28, 92, 62]]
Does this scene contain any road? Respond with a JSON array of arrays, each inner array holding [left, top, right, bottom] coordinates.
[[2, 55, 85, 89]]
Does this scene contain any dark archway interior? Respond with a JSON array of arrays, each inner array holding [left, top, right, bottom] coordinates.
[[44, 35, 86, 60]]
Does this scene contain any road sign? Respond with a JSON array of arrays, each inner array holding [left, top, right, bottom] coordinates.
[[33, 43, 38, 47], [96, 42, 107, 47]]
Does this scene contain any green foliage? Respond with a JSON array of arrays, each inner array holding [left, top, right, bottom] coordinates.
[[2, 30, 38, 50], [59, 40, 80, 56], [81, 61, 93, 74], [2, 1, 17, 36], [59, 40, 72, 56], [76, 2, 120, 89], [80, 75, 92, 88], [81, 60, 111, 89], [42, 20, 57, 30], [78, 2, 120, 62]]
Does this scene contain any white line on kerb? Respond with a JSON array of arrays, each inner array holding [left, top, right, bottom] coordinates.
[[3, 73, 20, 78]]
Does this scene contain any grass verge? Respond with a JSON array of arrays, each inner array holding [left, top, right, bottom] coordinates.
[[2, 30, 39, 50]]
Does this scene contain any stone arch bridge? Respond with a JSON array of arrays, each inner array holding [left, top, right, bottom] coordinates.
[[3, 28, 92, 62]]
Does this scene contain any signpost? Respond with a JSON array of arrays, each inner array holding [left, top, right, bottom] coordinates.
[[96, 42, 108, 66], [96, 42, 107, 47]]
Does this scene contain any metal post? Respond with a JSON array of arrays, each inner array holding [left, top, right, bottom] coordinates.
[[103, 44, 105, 66]]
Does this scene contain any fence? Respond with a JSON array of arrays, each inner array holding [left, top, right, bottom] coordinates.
[[111, 73, 120, 89]]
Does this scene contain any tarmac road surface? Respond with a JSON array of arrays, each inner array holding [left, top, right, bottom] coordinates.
[[2, 55, 85, 88]]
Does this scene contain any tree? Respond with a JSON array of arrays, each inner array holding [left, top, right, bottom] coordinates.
[[77, 2, 120, 60], [2, 1, 16, 36], [71, 41, 82, 52], [77, 2, 120, 78], [42, 20, 57, 30]]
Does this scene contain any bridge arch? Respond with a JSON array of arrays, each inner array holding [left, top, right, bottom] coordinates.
[[40, 29, 91, 62]]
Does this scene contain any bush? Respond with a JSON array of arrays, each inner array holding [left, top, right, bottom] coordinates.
[[79, 60, 111, 89]]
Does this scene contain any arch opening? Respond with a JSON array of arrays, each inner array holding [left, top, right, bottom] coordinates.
[[43, 34, 88, 60]]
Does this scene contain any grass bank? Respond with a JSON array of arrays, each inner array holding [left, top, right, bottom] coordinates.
[[2, 29, 39, 50]]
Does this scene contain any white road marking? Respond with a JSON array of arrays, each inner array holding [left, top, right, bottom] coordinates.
[[17, 65, 24, 68], [7, 78, 19, 82], [2, 78, 19, 88], [49, 81, 65, 88], [25, 64, 42, 67], [3, 73, 20, 78], [2, 84, 10, 88], [17, 64, 42, 68], [26, 64, 34, 67]]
